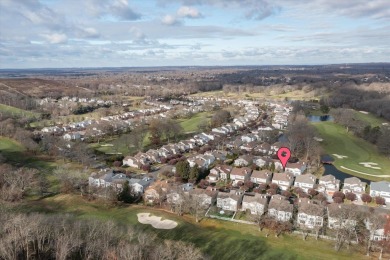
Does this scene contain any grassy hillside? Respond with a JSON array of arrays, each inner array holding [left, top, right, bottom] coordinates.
[[0, 103, 40, 119], [0, 136, 56, 169], [177, 111, 211, 133], [312, 122, 390, 179], [353, 111, 387, 127], [17, 194, 366, 260]]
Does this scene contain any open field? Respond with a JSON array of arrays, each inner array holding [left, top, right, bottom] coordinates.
[[191, 90, 320, 101], [177, 111, 212, 133], [353, 110, 388, 127], [0, 103, 40, 119], [0, 136, 56, 170], [14, 194, 368, 260], [312, 122, 390, 180]]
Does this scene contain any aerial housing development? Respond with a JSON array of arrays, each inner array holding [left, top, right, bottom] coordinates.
[[1, 0, 390, 258]]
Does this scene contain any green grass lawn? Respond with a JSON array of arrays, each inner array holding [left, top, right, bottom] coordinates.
[[17, 194, 366, 260], [312, 122, 390, 179], [0, 103, 40, 119], [0, 136, 55, 170], [353, 111, 388, 127], [177, 111, 212, 133]]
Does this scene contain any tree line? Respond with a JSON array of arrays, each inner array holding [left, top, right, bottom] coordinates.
[[0, 212, 204, 260]]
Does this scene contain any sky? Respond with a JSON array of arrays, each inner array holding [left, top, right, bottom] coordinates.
[[0, 0, 389, 68]]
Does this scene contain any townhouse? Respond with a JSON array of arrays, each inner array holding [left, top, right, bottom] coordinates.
[[217, 190, 243, 211], [267, 194, 293, 222], [241, 193, 268, 215], [271, 172, 294, 191], [294, 174, 317, 193], [297, 198, 325, 229], [250, 170, 273, 185]]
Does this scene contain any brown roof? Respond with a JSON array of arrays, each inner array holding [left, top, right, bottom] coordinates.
[[217, 190, 242, 201], [286, 161, 305, 169], [251, 170, 272, 179], [320, 174, 338, 182], [272, 172, 294, 182], [231, 167, 252, 177], [344, 177, 366, 185], [295, 174, 317, 184], [327, 203, 357, 218], [268, 195, 293, 212], [243, 193, 268, 204], [298, 198, 324, 216], [191, 188, 217, 198]]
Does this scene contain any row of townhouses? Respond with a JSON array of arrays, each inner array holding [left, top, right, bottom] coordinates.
[[144, 182, 389, 241]]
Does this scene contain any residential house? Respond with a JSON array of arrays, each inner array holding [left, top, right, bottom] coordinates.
[[145, 149, 160, 163], [208, 165, 232, 182], [240, 142, 257, 152], [271, 172, 294, 191], [294, 174, 317, 193], [63, 132, 82, 141], [342, 177, 367, 196], [255, 142, 272, 155], [230, 167, 252, 185], [250, 170, 272, 185], [365, 209, 390, 241], [327, 203, 358, 230], [216, 190, 243, 211], [241, 134, 257, 143], [241, 193, 268, 215], [297, 198, 325, 229], [190, 188, 218, 207], [234, 155, 253, 167], [89, 171, 117, 189], [267, 194, 293, 222], [205, 150, 228, 162], [123, 156, 147, 169], [317, 175, 340, 201], [370, 181, 390, 204], [128, 177, 153, 194], [144, 180, 169, 204], [167, 186, 188, 205], [188, 154, 215, 169], [254, 156, 272, 168], [285, 161, 307, 176]]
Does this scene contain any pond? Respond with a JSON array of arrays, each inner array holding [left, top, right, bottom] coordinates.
[[307, 115, 334, 122], [321, 155, 371, 184]]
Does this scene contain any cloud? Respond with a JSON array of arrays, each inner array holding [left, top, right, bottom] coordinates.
[[158, 0, 279, 20], [42, 33, 68, 44], [86, 0, 141, 21], [161, 15, 182, 26], [279, 0, 390, 20], [177, 6, 202, 18]]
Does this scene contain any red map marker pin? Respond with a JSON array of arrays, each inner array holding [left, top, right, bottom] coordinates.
[[277, 147, 291, 170]]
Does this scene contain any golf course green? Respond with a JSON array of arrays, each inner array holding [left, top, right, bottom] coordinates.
[[313, 122, 390, 179]]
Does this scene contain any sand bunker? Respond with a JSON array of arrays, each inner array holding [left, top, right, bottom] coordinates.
[[332, 154, 348, 159], [359, 162, 381, 170], [314, 137, 323, 142], [137, 213, 178, 229], [359, 111, 369, 114]]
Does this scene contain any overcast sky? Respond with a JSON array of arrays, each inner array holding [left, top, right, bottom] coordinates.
[[0, 0, 389, 68]]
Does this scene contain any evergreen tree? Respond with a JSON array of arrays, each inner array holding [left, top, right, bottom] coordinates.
[[190, 164, 200, 181], [270, 162, 275, 172], [118, 180, 135, 203], [176, 160, 190, 181]]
